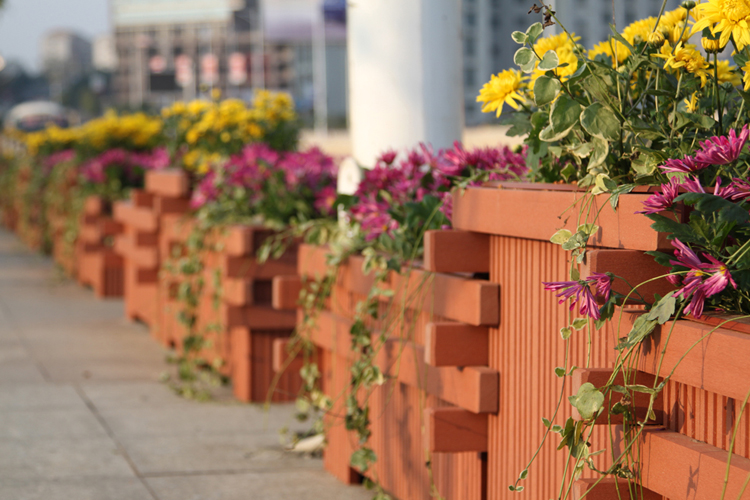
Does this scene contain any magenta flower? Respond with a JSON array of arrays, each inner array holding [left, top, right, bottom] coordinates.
[[660, 155, 708, 174], [43, 149, 76, 171], [314, 186, 338, 216], [730, 178, 750, 201], [681, 176, 738, 200], [668, 239, 737, 318], [377, 150, 398, 166], [694, 125, 749, 166], [638, 177, 681, 214], [544, 273, 612, 320]]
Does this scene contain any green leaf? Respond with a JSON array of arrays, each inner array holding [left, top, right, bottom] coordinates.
[[577, 223, 599, 236], [593, 173, 617, 194], [534, 75, 561, 107], [539, 124, 570, 142], [570, 268, 580, 280], [571, 318, 589, 330], [646, 292, 676, 324], [550, 228, 573, 245], [675, 192, 750, 225], [550, 94, 582, 135], [511, 31, 527, 44], [555, 367, 566, 377], [514, 47, 537, 73], [580, 103, 621, 141], [568, 382, 605, 421], [519, 468, 529, 480], [617, 315, 659, 350], [571, 142, 595, 158], [608, 24, 636, 53], [588, 137, 609, 169], [542, 417, 551, 428], [526, 22, 544, 43], [538, 50, 560, 71], [560, 327, 572, 339]]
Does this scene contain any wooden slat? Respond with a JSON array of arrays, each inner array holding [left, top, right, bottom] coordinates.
[[221, 304, 296, 330], [155, 196, 190, 216], [426, 407, 488, 453], [572, 368, 664, 425], [424, 322, 488, 367], [112, 202, 158, 232], [272, 275, 302, 311], [221, 256, 297, 280], [573, 478, 661, 500], [423, 230, 490, 274], [452, 185, 674, 251], [145, 169, 190, 198], [298, 244, 500, 326], [639, 428, 750, 499], [386, 341, 498, 414], [638, 319, 750, 402], [222, 278, 253, 306], [272, 338, 303, 374], [83, 196, 104, 216], [582, 249, 674, 303]]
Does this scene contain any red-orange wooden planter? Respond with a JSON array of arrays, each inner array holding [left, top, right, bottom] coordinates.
[[438, 182, 750, 500], [75, 196, 124, 297], [274, 243, 500, 500], [113, 170, 191, 327], [159, 222, 303, 403]]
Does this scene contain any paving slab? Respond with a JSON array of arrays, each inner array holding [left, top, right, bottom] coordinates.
[[0, 477, 153, 500], [146, 468, 373, 500], [0, 227, 369, 500]]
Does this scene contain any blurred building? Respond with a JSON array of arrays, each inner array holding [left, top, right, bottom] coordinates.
[[110, 0, 347, 124], [40, 30, 93, 102], [93, 35, 118, 72]]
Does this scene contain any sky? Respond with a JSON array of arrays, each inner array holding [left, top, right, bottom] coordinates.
[[0, 0, 109, 73]]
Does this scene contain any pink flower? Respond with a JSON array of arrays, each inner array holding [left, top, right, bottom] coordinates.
[[314, 186, 338, 216], [351, 199, 399, 241], [694, 125, 749, 166], [682, 176, 738, 199], [377, 150, 398, 166], [668, 239, 737, 318], [543, 273, 612, 320], [659, 155, 708, 174], [730, 178, 750, 201], [638, 177, 681, 214]]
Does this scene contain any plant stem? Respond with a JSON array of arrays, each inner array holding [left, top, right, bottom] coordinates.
[[715, 53, 724, 136]]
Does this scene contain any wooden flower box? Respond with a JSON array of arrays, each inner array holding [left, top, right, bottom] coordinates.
[[273, 243, 500, 500], [406, 182, 750, 500], [114, 170, 191, 327], [74, 196, 124, 298], [113, 190, 160, 325], [159, 222, 302, 403]]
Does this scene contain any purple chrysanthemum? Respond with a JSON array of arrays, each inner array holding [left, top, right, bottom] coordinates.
[[543, 273, 612, 320], [638, 177, 681, 214], [694, 125, 749, 166]]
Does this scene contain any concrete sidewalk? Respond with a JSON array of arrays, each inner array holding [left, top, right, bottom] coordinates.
[[0, 229, 369, 500]]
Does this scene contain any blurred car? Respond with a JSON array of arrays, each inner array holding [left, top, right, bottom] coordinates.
[[4, 101, 69, 132]]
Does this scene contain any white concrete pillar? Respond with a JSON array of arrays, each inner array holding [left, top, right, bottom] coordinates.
[[347, 0, 463, 167]]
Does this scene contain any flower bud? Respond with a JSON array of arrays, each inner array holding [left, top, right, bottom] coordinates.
[[681, 1, 696, 9], [701, 37, 725, 54], [647, 31, 666, 47]]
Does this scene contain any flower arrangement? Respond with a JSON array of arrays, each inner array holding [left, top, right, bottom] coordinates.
[[161, 90, 300, 173], [346, 142, 527, 260], [477, 0, 750, 496], [189, 144, 337, 227]]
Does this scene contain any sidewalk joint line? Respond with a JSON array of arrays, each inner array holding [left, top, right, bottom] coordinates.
[[74, 385, 162, 500]]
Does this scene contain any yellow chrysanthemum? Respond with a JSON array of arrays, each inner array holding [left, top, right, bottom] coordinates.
[[589, 40, 631, 64], [743, 61, 750, 90], [712, 59, 742, 85], [693, 0, 750, 51], [529, 32, 580, 86], [477, 69, 525, 117], [684, 92, 700, 112], [655, 42, 710, 86]]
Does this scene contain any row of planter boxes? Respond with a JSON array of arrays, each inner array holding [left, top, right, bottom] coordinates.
[[266, 183, 750, 500], [3, 166, 748, 499]]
